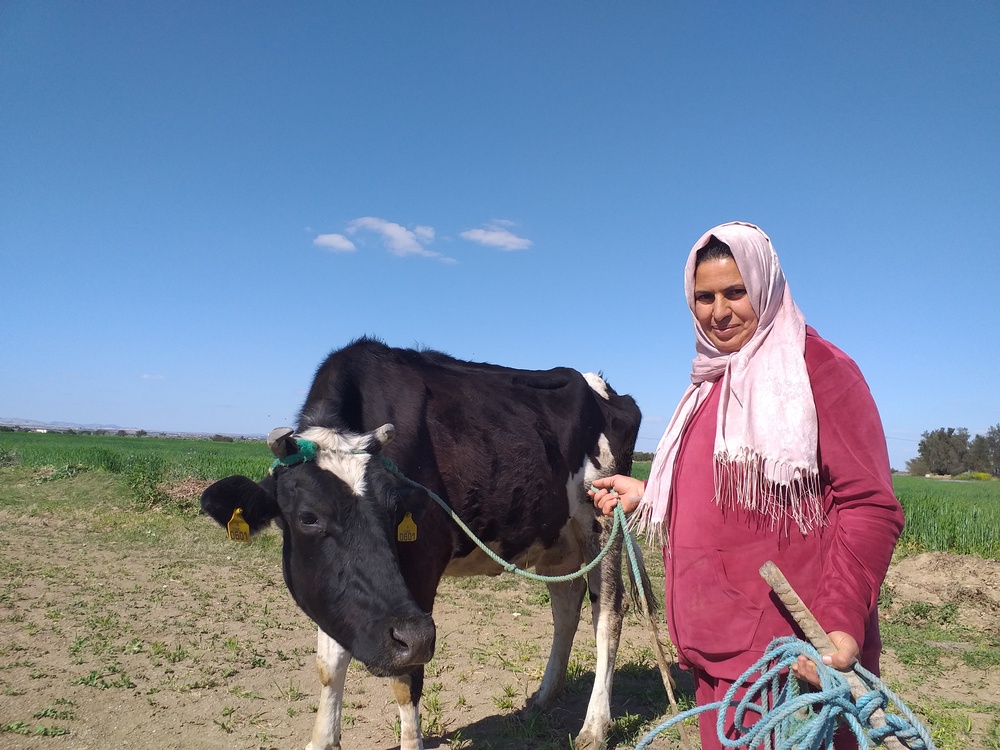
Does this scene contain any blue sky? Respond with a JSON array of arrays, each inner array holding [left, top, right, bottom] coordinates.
[[1, 2, 997, 471]]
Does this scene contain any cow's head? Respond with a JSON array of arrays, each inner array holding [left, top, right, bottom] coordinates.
[[200, 423, 435, 676]]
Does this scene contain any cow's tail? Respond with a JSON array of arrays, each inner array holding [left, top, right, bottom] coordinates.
[[624, 530, 684, 708], [622, 529, 658, 618]]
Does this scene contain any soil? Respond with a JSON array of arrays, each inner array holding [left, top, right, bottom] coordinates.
[[0, 497, 997, 750]]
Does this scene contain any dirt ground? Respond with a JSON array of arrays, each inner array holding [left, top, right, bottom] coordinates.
[[1, 500, 998, 750]]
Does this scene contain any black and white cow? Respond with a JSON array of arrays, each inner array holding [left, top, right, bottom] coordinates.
[[201, 337, 644, 750]]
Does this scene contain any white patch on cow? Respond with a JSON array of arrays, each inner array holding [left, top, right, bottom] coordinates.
[[391, 675, 424, 750], [578, 595, 615, 745], [307, 629, 351, 750], [583, 433, 615, 489], [566, 464, 587, 519], [533, 576, 588, 708], [582, 371, 610, 400], [299, 426, 373, 496]]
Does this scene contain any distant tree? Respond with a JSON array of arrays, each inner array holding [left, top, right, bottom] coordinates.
[[211, 434, 234, 443], [135, 429, 148, 438], [917, 427, 970, 475], [905, 456, 929, 476], [982, 423, 1000, 476], [966, 434, 992, 474], [116, 429, 127, 437]]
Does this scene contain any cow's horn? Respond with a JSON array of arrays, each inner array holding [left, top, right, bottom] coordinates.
[[267, 426, 297, 458], [372, 423, 396, 448]]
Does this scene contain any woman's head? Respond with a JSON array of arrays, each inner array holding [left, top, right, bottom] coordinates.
[[684, 222, 788, 356], [692, 238, 758, 353]]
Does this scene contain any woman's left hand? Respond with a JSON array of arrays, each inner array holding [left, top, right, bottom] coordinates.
[[790, 630, 859, 688]]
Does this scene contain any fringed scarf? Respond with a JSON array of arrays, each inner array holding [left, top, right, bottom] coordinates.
[[632, 222, 823, 547]]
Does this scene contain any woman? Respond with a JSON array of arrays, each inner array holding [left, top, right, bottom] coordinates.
[[591, 222, 903, 749]]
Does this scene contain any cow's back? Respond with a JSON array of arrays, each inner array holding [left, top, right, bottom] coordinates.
[[298, 337, 636, 557]]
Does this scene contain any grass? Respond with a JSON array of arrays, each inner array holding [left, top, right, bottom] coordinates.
[[892, 475, 1000, 558], [5, 435, 996, 555], [0, 438, 997, 748], [0, 431, 270, 480], [634, 462, 1000, 558], [0, 431, 271, 513], [0, 457, 300, 745]]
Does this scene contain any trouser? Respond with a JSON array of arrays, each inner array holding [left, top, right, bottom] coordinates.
[[692, 667, 858, 750]]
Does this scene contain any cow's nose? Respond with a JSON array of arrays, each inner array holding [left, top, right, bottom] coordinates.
[[390, 616, 436, 666]]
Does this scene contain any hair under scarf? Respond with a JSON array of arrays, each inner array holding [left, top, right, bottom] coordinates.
[[632, 222, 823, 547]]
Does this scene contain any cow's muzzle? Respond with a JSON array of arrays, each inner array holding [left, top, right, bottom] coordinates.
[[366, 614, 436, 676]]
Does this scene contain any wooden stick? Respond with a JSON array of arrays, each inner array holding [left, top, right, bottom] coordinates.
[[622, 529, 695, 750], [759, 560, 908, 750]]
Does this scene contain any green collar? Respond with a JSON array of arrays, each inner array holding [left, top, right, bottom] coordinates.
[[270, 439, 318, 471]]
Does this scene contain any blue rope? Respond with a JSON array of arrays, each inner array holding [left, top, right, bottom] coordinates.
[[634, 636, 936, 750], [379, 455, 629, 584]]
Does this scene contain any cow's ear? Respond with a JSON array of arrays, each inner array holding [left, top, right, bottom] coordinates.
[[395, 483, 431, 523], [201, 475, 279, 533]]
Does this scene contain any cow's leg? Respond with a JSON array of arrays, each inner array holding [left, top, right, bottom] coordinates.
[[306, 629, 350, 750], [390, 667, 425, 750], [575, 532, 626, 750], [531, 575, 587, 708]]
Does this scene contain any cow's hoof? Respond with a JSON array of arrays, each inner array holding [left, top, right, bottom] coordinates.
[[573, 728, 607, 750], [526, 687, 559, 711], [305, 743, 340, 750]]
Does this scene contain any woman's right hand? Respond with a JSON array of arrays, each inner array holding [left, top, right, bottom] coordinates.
[[588, 475, 644, 516]]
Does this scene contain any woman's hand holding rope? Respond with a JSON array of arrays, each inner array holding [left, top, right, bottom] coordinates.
[[589, 474, 644, 516]]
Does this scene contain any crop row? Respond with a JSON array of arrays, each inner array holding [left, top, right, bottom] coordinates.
[[1, 433, 997, 557]]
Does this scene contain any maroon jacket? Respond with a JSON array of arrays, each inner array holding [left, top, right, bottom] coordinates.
[[663, 328, 904, 678]]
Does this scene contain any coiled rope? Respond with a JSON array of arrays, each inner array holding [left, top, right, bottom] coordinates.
[[634, 635, 935, 750]]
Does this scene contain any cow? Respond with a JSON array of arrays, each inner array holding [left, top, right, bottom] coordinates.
[[200, 337, 645, 750]]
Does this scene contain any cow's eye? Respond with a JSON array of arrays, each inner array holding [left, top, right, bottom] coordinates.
[[298, 511, 319, 526]]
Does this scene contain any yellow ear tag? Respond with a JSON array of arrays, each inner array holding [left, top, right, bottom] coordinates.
[[227, 508, 251, 542], [397, 512, 417, 543]]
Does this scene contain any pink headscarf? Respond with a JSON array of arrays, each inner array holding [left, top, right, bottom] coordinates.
[[633, 222, 823, 546]]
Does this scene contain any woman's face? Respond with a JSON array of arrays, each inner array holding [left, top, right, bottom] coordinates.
[[693, 257, 759, 353]]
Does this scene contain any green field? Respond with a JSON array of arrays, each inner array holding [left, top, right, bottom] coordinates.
[[609, 461, 1000, 559], [1, 433, 997, 557], [892, 474, 1000, 558], [636, 460, 1000, 558], [0, 431, 271, 481], [1, 432, 998, 748]]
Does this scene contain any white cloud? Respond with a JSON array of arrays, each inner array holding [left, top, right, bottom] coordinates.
[[460, 222, 532, 251], [347, 216, 452, 262], [313, 233, 357, 253]]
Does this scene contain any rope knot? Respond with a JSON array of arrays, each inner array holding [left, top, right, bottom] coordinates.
[[872, 713, 930, 750], [856, 687, 888, 722]]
